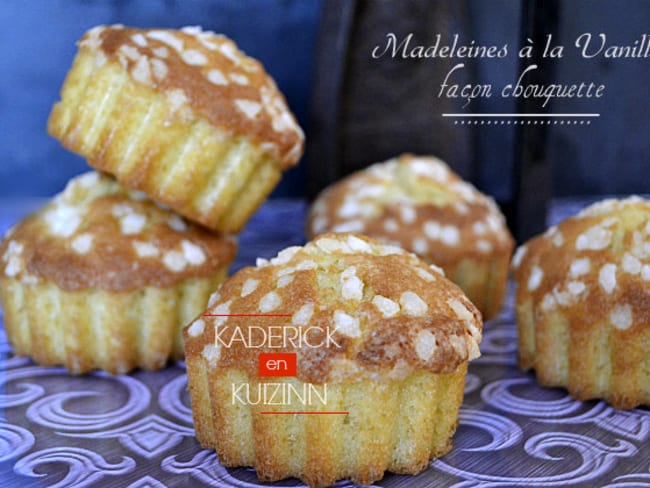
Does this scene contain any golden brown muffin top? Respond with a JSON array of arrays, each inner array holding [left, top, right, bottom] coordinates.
[[79, 25, 303, 168], [512, 197, 650, 331], [0, 172, 236, 292], [184, 232, 482, 384], [307, 154, 513, 267]]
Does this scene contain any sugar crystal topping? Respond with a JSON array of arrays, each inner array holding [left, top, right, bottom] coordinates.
[[307, 154, 513, 264], [81, 25, 304, 168], [0, 171, 236, 291], [185, 232, 483, 383], [514, 197, 650, 330]]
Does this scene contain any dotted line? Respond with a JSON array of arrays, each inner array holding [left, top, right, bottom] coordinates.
[[453, 120, 591, 125]]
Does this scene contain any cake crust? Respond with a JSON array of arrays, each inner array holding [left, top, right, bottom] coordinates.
[[47, 25, 304, 233]]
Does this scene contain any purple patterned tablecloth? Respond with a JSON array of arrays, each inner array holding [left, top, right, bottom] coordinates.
[[0, 198, 649, 488]]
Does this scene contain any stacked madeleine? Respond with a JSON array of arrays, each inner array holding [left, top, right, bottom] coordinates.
[[49, 25, 304, 233], [0, 172, 236, 373], [0, 25, 303, 374]]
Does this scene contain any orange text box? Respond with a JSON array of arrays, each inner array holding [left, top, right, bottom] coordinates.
[[258, 353, 297, 377]]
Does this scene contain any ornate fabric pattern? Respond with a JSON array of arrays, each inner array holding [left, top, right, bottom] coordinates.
[[0, 199, 648, 487]]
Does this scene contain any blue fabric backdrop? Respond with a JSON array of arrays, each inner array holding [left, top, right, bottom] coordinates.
[[0, 0, 321, 197]]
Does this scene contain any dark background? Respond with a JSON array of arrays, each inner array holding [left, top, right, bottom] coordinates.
[[1, 0, 649, 202]]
